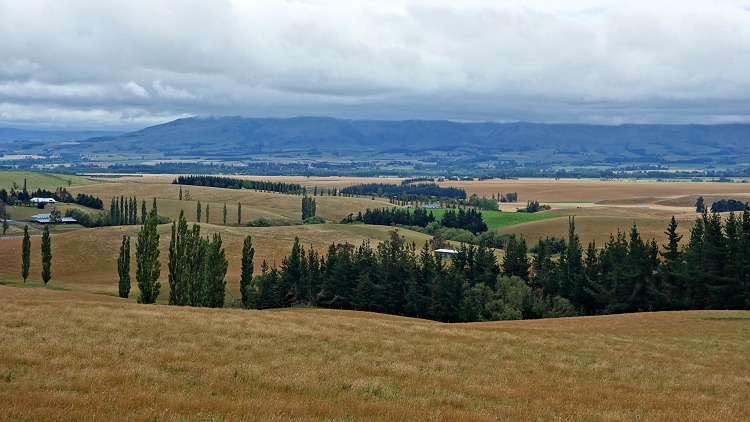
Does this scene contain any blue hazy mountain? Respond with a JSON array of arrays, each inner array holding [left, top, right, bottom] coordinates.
[[3, 117, 749, 163]]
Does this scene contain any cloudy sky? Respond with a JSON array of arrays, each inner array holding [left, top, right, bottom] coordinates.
[[1, 0, 750, 130]]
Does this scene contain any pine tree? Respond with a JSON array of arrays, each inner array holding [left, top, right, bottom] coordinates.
[[280, 237, 303, 304], [240, 235, 255, 308], [118, 235, 131, 298], [223, 203, 227, 225], [502, 235, 530, 281], [41, 224, 52, 285], [659, 216, 687, 309], [136, 208, 161, 304], [21, 225, 30, 283], [695, 196, 705, 213]]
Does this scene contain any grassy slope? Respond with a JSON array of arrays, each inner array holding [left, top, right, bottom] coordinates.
[[1, 285, 749, 421], [0, 171, 97, 190]]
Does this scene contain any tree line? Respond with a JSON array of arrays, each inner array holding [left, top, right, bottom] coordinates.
[[340, 183, 467, 200], [117, 203, 231, 307], [173, 175, 305, 195], [344, 207, 436, 227], [66, 196, 146, 227], [1, 185, 103, 209], [19, 224, 53, 285], [244, 210, 750, 321]]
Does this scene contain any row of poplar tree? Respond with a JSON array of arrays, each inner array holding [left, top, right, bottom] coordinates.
[[118, 205, 236, 307], [242, 210, 750, 321]]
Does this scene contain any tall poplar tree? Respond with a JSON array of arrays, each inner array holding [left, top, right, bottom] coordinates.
[[21, 225, 30, 283], [205, 204, 210, 224], [237, 202, 242, 225], [41, 224, 52, 285], [118, 235, 131, 298], [240, 235, 255, 308], [205, 233, 228, 308], [136, 208, 161, 303], [196, 201, 202, 222], [223, 203, 227, 225], [168, 211, 190, 305]]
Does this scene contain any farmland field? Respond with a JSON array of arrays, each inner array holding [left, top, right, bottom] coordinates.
[[3, 173, 750, 296], [3, 172, 750, 420], [0, 171, 98, 190], [1, 285, 749, 421], [427, 208, 562, 230]]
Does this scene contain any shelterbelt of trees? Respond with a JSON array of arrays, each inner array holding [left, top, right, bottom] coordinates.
[[242, 210, 750, 322]]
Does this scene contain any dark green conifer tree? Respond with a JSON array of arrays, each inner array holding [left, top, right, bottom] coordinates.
[[41, 224, 51, 285], [205, 233, 228, 308], [502, 235, 530, 281], [240, 235, 254, 308], [168, 211, 190, 305], [136, 208, 161, 304], [118, 235, 131, 298], [21, 225, 31, 283]]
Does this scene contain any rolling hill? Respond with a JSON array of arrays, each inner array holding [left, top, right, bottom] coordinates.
[[1, 285, 748, 420]]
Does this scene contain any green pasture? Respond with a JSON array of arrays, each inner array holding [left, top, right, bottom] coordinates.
[[0, 171, 98, 191], [427, 208, 561, 230]]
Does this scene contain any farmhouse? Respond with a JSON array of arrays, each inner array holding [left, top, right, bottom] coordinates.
[[434, 248, 459, 259], [29, 213, 77, 224]]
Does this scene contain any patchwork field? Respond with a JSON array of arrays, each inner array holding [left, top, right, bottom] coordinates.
[[1, 285, 749, 421], [3, 173, 750, 298]]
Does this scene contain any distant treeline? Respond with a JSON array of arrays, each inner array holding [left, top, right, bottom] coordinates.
[[401, 177, 434, 185], [346, 207, 437, 228], [173, 175, 305, 195], [340, 183, 466, 200], [344, 207, 487, 234], [246, 210, 750, 321], [66, 196, 149, 228], [0, 186, 103, 209], [710, 199, 749, 213]]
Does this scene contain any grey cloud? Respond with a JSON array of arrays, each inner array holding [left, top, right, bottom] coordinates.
[[0, 0, 749, 129]]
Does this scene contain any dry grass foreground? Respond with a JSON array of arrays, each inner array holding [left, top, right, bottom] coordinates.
[[1, 285, 749, 421]]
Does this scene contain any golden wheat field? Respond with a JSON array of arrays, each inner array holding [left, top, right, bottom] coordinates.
[[1, 285, 749, 421]]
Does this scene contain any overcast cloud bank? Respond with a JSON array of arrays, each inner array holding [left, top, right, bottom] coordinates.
[[1, 0, 749, 130]]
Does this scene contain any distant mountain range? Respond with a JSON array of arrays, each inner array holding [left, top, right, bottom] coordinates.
[[0, 128, 123, 144], [1, 116, 749, 166]]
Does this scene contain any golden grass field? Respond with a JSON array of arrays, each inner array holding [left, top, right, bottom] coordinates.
[[1, 285, 749, 421], [3, 174, 750, 298], [3, 173, 750, 420]]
